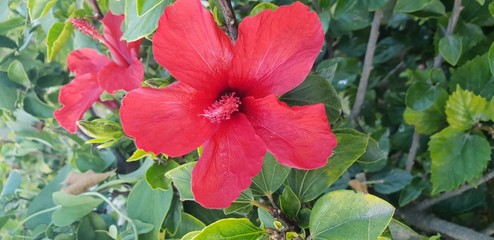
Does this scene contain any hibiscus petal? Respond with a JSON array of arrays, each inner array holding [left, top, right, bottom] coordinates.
[[152, 0, 233, 96], [67, 48, 111, 75], [101, 11, 133, 66], [243, 95, 337, 170], [54, 73, 103, 133], [230, 2, 324, 98], [98, 57, 144, 93], [192, 114, 266, 208], [120, 82, 217, 156]]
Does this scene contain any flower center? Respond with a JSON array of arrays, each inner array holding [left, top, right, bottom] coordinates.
[[202, 92, 241, 123]]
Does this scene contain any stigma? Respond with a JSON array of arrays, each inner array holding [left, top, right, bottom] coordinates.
[[202, 92, 241, 123]]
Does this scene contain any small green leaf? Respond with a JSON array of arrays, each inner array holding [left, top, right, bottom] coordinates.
[[281, 75, 342, 123], [404, 89, 448, 135], [388, 219, 425, 239], [137, 0, 165, 16], [357, 137, 388, 172], [399, 177, 428, 207], [52, 192, 103, 227], [127, 149, 156, 162], [285, 129, 368, 202], [394, 0, 430, 12], [78, 119, 124, 147], [405, 82, 442, 111], [28, 0, 57, 21], [450, 54, 494, 99], [144, 78, 170, 89], [488, 42, 494, 76], [77, 213, 109, 240], [445, 87, 489, 130], [145, 161, 179, 190], [23, 91, 55, 118], [251, 153, 290, 196], [165, 162, 195, 201], [429, 127, 491, 194], [126, 179, 173, 239], [438, 35, 462, 65], [0, 36, 17, 49], [0, 73, 19, 111], [194, 218, 265, 240], [224, 189, 254, 214], [0, 170, 21, 198], [309, 190, 394, 240], [249, 2, 278, 16], [172, 213, 206, 239], [46, 21, 74, 61], [370, 169, 413, 194], [280, 186, 300, 219], [123, 0, 169, 41], [7, 60, 31, 87], [257, 207, 276, 229]]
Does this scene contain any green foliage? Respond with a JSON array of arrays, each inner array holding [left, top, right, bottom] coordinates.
[[445, 87, 489, 130], [194, 218, 265, 240]]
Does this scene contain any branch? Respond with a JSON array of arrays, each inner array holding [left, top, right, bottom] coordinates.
[[397, 207, 494, 240], [433, 0, 463, 67], [217, 0, 238, 41], [86, 0, 103, 19], [350, 9, 383, 121], [406, 131, 420, 172], [416, 170, 494, 211]]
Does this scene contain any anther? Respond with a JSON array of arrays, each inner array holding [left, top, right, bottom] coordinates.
[[70, 19, 104, 41], [202, 92, 241, 123]]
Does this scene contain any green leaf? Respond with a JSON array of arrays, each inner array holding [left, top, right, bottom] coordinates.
[[194, 218, 265, 240], [370, 169, 413, 194], [488, 98, 494, 121], [394, 0, 445, 17], [123, 0, 169, 41], [145, 161, 179, 190], [488, 41, 494, 77], [328, 0, 371, 36], [398, 177, 428, 207], [281, 75, 342, 123], [367, 0, 389, 11], [309, 190, 394, 240], [25, 166, 70, 230], [0, 73, 19, 111], [450, 54, 494, 99], [28, 0, 57, 21], [137, 0, 165, 16], [8, 60, 31, 87], [224, 189, 254, 214], [404, 89, 448, 135], [251, 153, 291, 196], [0, 170, 21, 198], [429, 127, 491, 194], [257, 207, 276, 229], [439, 35, 462, 66], [394, 0, 430, 12], [171, 213, 206, 239], [249, 2, 278, 16], [23, 91, 55, 118], [0, 0, 8, 21], [405, 82, 442, 111], [357, 137, 388, 172], [163, 195, 182, 236], [77, 213, 110, 240], [388, 219, 425, 239], [445, 87, 489, 130], [0, 36, 17, 49], [46, 21, 74, 61], [165, 162, 195, 201], [127, 149, 156, 162], [52, 192, 103, 227], [126, 179, 173, 239], [285, 129, 369, 202], [280, 186, 300, 219]]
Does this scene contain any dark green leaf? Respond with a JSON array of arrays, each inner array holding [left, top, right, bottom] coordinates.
[[281, 75, 342, 123], [23, 92, 55, 118], [438, 35, 462, 65], [405, 83, 442, 111], [280, 186, 300, 219], [0, 73, 19, 111], [0, 36, 17, 49], [404, 89, 448, 135], [370, 169, 413, 194], [357, 137, 387, 172], [224, 189, 254, 214], [429, 127, 491, 194], [170, 213, 205, 238], [251, 153, 291, 196], [145, 161, 179, 190], [309, 190, 394, 240], [7, 60, 31, 87], [285, 129, 368, 202], [165, 162, 195, 201], [450, 54, 494, 99], [328, 0, 371, 36], [77, 213, 110, 240], [399, 177, 428, 206]]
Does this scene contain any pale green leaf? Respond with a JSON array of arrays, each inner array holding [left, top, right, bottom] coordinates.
[[46, 21, 74, 61], [445, 87, 489, 130], [28, 0, 57, 21], [194, 218, 265, 240], [438, 35, 462, 66], [52, 192, 103, 227], [165, 162, 195, 201]]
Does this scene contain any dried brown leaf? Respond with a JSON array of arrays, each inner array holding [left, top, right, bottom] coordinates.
[[61, 170, 115, 195]]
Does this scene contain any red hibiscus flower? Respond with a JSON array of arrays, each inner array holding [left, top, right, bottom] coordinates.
[[120, 0, 337, 208], [54, 11, 144, 133]]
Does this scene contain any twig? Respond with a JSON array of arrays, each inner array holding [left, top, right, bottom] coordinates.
[[433, 0, 463, 67], [350, 9, 383, 121], [217, 0, 238, 41], [406, 131, 420, 172], [417, 171, 494, 211], [397, 207, 494, 240], [407, 0, 463, 173], [87, 0, 103, 19]]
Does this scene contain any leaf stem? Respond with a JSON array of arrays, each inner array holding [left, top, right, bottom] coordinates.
[[350, 9, 383, 121], [86, 0, 103, 19], [217, 0, 238, 41]]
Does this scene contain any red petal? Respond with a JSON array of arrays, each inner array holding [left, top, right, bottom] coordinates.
[[152, 0, 233, 96], [243, 95, 337, 170], [98, 57, 144, 93], [120, 82, 217, 156], [67, 48, 111, 76], [192, 114, 266, 208], [230, 2, 324, 98], [54, 73, 103, 133], [101, 11, 133, 66]]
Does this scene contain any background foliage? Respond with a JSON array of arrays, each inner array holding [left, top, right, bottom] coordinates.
[[1, 0, 494, 239]]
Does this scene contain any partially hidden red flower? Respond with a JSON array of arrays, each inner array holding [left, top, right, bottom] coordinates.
[[120, 0, 337, 208], [54, 11, 144, 133]]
